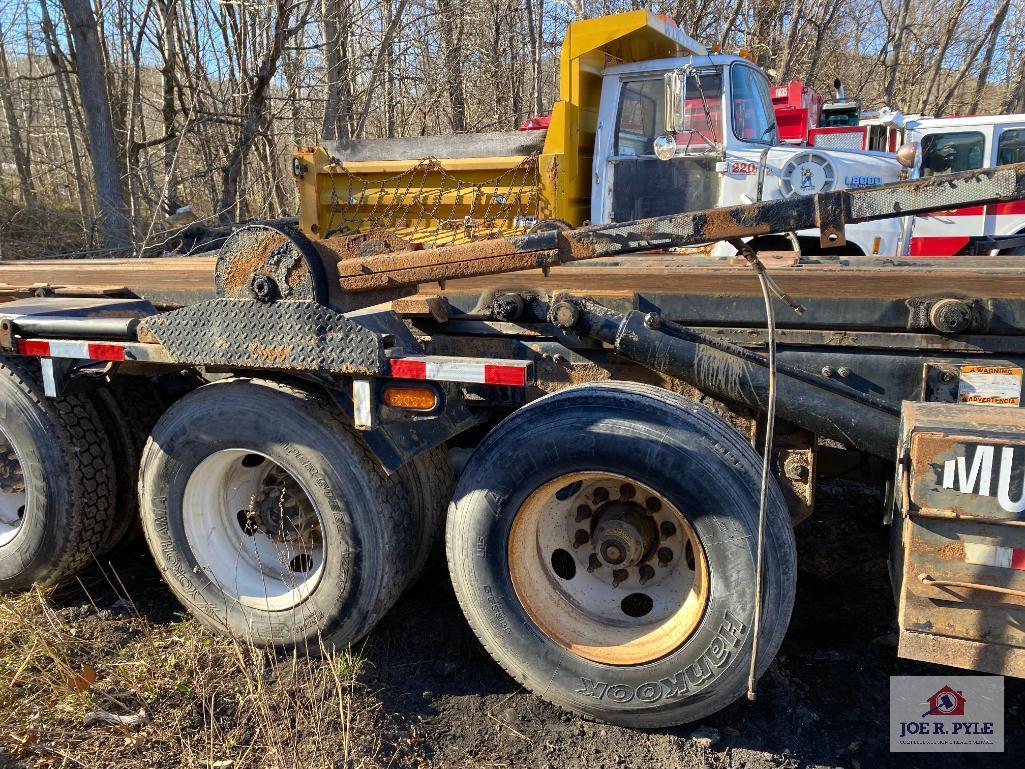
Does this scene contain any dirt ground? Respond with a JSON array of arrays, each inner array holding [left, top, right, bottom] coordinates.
[[1, 479, 1021, 769]]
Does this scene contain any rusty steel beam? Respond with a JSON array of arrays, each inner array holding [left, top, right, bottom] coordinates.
[[334, 162, 1025, 292]]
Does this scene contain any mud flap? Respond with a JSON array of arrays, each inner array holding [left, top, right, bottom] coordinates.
[[892, 401, 1025, 677]]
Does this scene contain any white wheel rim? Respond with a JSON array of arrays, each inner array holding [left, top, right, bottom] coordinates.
[[509, 472, 709, 666], [0, 427, 27, 549], [183, 449, 326, 611]]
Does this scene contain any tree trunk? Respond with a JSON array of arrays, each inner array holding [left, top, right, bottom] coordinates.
[[0, 35, 34, 205], [60, 0, 131, 251], [156, 0, 181, 215], [968, 2, 1009, 113], [39, 0, 92, 231], [321, 0, 353, 141], [438, 0, 466, 132], [935, 0, 1011, 114], [217, 0, 293, 223], [917, 0, 969, 113], [883, 0, 912, 106], [524, 0, 543, 116]]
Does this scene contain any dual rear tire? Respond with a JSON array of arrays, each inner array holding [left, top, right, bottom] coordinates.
[[446, 383, 797, 727], [137, 378, 426, 648]]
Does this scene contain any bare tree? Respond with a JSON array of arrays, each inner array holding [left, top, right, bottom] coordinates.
[[0, 32, 33, 205], [60, 0, 131, 250]]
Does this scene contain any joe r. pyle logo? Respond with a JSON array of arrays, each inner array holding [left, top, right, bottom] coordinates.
[[890, 676, 1003, 752]]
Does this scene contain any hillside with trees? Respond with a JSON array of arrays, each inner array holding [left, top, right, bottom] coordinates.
[[0, 0, 1021, 257]]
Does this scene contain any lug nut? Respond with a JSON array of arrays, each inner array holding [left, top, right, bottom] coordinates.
[[612, 569, 629, 587], [659, 521, 677, 538], [638, 564, 655, 585], [592, 487, 609, 503], [587, 554, 601, 573], [573, 529, 590, 548], [657, 547, 674, 567], [575, 504, 592, 523], [644, 496, 662, 513], [619, 483, 635, 500]]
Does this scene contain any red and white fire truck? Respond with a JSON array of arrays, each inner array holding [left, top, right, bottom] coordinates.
[[771, 83, 1025, 256], [900, 114, 1025, 256]]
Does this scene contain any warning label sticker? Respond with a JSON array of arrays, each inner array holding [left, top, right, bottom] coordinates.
[[957, 366, 1023, 407]]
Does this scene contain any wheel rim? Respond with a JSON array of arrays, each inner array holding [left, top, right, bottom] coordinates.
[[0, 427, 27, 549], [183, 449, 326, 611], [508, 472, 709, 666]]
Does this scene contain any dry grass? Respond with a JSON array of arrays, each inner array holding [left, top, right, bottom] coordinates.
[[0, 576, 417, 768], [0, 195, 95, 261]]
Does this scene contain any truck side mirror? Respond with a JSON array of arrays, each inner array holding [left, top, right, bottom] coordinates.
[[656, 69, 686, 161], [663, 69, 684, 134]]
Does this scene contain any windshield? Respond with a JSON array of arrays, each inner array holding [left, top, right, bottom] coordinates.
[[614, 71, 723, 157], [731, 64, 776, 143]]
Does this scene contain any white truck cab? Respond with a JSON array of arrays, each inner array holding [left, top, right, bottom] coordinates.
[[591, 54, 905, 255], [902, 114, 1025, 255]]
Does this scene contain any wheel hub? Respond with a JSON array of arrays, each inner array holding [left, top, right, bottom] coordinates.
[[246, 469, 317, 543], [0, 447, 25, 495], [592, 501, 657, 568], [183, 449, 326, 611], [508, 471, 709, 666]]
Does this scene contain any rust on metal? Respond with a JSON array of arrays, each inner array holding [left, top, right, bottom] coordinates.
[[315, 231, 413, 261], [328, 161, 1025, 294], [217, 229, 298, 296], [895, 401, 1025, 676], [390, 294, 451, 321], [898, 628, 1025, 677]]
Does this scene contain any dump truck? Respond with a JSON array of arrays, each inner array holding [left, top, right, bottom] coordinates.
[[293, 10, 904, 258], [1, 146, 1025, 727]]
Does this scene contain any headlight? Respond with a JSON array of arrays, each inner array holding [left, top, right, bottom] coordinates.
[[779, 152, 836, 197], [896, 141, 920, 168]]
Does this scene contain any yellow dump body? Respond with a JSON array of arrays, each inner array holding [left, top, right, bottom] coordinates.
[[292, 10, 699, 244]]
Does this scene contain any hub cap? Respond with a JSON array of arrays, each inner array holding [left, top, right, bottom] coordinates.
[[508, 472, 708, 665], [0, 429, 26, 548], [183, 450, 326, 611]]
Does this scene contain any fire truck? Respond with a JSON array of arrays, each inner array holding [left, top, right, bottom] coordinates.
[[901, 114, 1025, 256], [772, 80, 1025, 257]]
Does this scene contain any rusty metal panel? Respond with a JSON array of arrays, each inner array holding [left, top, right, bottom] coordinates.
[[141, 299, 385, 375], [895, 401, 1025, 676], [898, 628, 1025, 678]]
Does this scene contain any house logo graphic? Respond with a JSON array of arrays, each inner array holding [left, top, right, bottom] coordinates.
[[921, 685, 966, 717]]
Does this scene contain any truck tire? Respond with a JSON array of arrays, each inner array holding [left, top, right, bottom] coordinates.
[[395, 445, 455, 583], [0, 356, 117, 589], [446, 382, 796, 727], [90, 379, 166, 554], [137, 378, 416, 649]]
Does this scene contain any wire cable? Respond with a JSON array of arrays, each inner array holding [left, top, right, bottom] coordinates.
[[727, 237, 790, 701]]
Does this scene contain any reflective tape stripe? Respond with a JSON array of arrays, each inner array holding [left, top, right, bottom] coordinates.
[[16, 338, 162, 363], [964, 542, 1025, 570], [389, 356, 531, 386], [389, 359, 427, 379], [17, 340, 50, 357], [484, 363, 527, 386], [18, 339, 126, 361]]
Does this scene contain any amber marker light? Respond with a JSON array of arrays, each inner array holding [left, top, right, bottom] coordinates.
[[382, 384, 438, 411]]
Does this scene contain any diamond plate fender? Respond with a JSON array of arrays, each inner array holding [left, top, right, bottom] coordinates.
[[139, 299, 385, 375]]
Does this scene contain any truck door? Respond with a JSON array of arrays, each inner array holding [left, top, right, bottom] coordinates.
[[909, 129, 988, 256], [987, 125, 1025, 245], [604, 74, 723, 222]]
